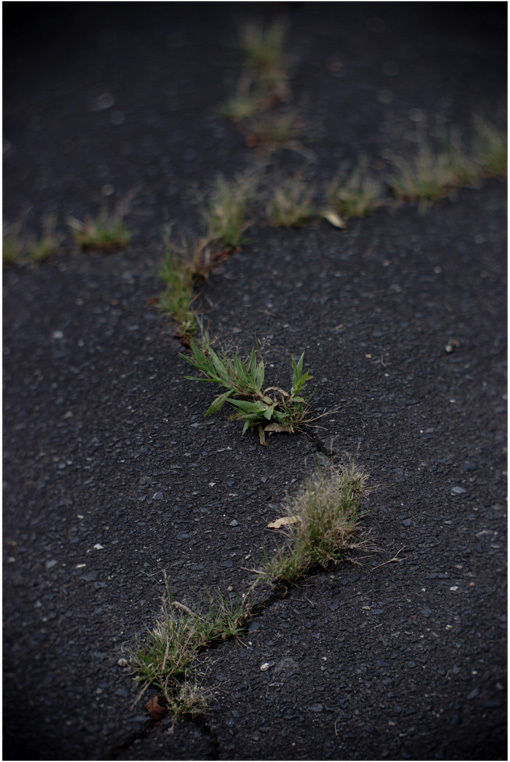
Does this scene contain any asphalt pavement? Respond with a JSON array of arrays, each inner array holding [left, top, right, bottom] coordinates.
[[3, 3, 507, 760]]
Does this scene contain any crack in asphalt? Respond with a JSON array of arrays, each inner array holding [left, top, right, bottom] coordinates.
[[111, 435, 341, 759]]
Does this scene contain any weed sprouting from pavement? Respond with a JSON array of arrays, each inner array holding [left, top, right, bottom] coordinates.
[[2, 225, 24, 266], [472, 116, 507, 179], [259, 462, 368, 584], [130, 582, 248, 715], [326, 160, 384, 221], [242, 110, 305, 151], [3, 214, 61, 266], [183, 328, 314, 445], [266, 174, 316, 227], [201, 173, 256, 250], [388, 131, 479, 209], [68, 204, 132, 251], [241, 20, 289, 99]]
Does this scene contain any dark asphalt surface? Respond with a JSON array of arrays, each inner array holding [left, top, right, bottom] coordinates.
[[3, 3, 507, 760]]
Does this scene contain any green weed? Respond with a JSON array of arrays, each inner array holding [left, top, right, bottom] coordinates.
[[266, 175, 316, 227], [259, 462, 368, 584], [183, 329, 313, 445], [2, 227, 24, 266], [3, 215, 61, 266], [68, 205, 132, 251]]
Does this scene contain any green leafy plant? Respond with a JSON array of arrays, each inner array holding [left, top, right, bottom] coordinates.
[[266, 175, 316, 227], [201, 173, 255, 250], [473, 116, 507, 179], [183, 330, 314, 445], [326, 160, 384, 221], [259, 462, 368, 584], [68, 205, 132, 251], [130, 583, 248, 715]]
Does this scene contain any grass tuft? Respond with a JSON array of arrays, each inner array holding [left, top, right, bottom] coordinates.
[[259, 462, 368, 584], [68, 205, 132, 251], [326, 160, 384, 220], [266, 175, 316, 227], [240, 21, 290, 103], [473, 116, 507, 179], [3, 215, 61, 266], [201, 173, 255, 250], [242, 111, 305, 151], [130, 583, 248, 714], [183, 329, 314, 445], [389, 134, 478, 208]]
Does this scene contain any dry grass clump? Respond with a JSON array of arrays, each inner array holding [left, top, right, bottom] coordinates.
[[266, 174, 316, 227], [68, 203, 132, 251], [259, 462, 368, 584], [326, 160, 384, 220], [472, 116, 507, 179]]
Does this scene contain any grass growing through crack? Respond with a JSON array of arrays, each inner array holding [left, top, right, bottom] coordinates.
[[259, 462, 368, 584], [266, 175, 316, 227], [130, 585, 248, 715], [201, 174, 255, 250], [389, 133, 478, 208], [183, 329, 313, 445], [68, 205, 132, 251], [326, 160, 384, 221], [3, 215, 61, 266], [473, 116, 507, 179]]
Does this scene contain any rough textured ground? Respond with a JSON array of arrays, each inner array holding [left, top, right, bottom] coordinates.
[[3, 3, 507, 760]]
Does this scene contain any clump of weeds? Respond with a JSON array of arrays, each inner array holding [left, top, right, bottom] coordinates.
[[157, 235, 207, 343], [3, 223, 24, 266], [266, 174, 316, 227], [325, 160, 384, 222], [68, 203, 132, 251], [130, 581, 248, 717], [242, 110, 306, 152], [183, 328, 315, 445], [240, 20, 290, 104], [258, 461, 368, 584], [3, 214, 61, 266], [472, 115, 507, 179], [388, 131, 479, 209], [201, 173, 256, 250]]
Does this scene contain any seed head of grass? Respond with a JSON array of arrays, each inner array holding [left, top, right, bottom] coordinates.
[[68, 206, 132, 251], [326, 161, 384, 220], [473, 116, 507, 179], [201, 174, 255, 250], [266, 175, 316, 227], [259, 462, 368, 584]]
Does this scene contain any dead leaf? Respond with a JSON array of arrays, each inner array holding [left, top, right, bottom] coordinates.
[[268, 516, 300, 529], [264, 422, 291, 434], [321, 210, 346, 229], [145, 695, 168, 721]]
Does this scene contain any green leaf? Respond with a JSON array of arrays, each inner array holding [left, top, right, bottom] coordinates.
[[205, 390, 233, 415], [229, 399, 267, 414], [255, 359, 265, 391], [208, 347, 230, 385], [263, 404, 275, 420]]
